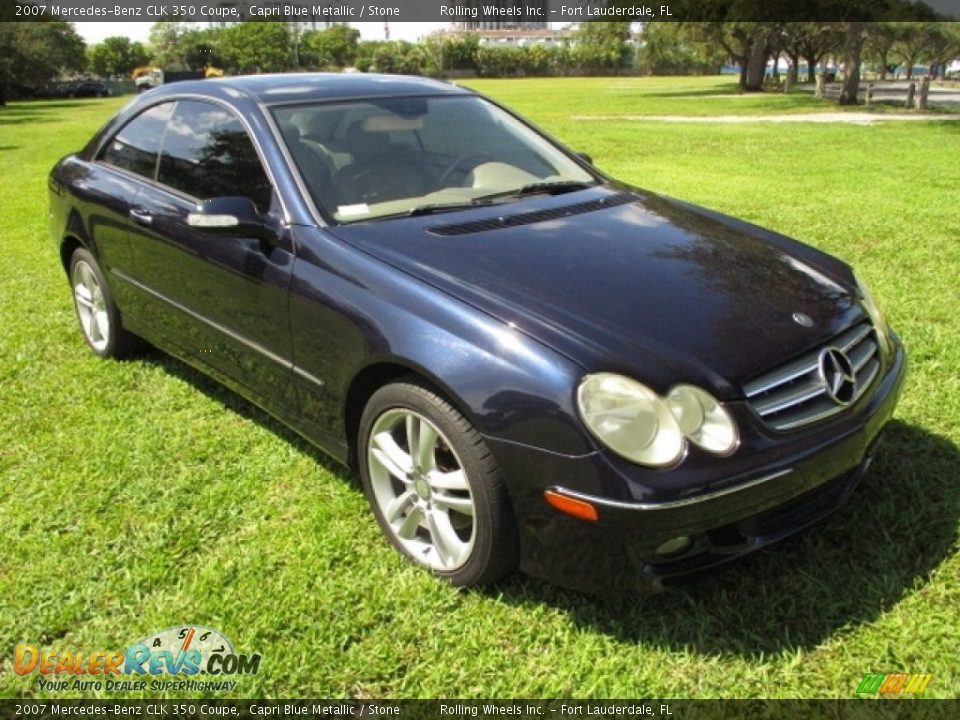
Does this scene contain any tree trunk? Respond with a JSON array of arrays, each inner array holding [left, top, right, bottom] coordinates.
[[804, 53, 817, 82], [788, 52, 799, 85], [878, 49, 891, 81], [0, 83, 6, 107], [838, 22, 864, 106], [744, 38, 767, 92], [738, 58, 748, 91]]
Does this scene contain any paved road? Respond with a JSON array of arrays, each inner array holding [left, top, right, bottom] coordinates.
[[812, 80, 960, 108], [576, 112, 960, 124]]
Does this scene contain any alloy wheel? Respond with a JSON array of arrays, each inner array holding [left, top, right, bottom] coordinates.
[[72, 259, 110, 352], [366, 408, 477, 571]]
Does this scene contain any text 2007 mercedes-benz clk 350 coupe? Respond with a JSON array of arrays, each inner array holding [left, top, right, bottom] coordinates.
[[49, 74, 905, 592]]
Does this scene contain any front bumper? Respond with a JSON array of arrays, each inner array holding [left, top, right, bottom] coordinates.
[[489, 337, 907, 594]]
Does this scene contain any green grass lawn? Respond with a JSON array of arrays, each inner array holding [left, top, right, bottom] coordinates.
[[1, 76, 958, 699]]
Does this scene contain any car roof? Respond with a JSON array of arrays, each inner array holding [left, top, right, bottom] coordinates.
[[151, 73, 473, 106]]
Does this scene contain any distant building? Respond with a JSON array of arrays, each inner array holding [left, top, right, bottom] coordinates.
[[452, 0, 548, 30], [441, 26, 571, 48]]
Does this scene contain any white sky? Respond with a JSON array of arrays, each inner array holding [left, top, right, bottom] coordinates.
[[73, 22, 449, 45]]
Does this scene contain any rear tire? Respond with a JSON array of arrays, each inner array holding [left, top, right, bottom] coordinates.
[[358, 380, 519, 587], [69, 248, 137, 359]]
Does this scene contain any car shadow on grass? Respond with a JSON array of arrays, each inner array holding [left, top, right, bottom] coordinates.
[[492, 419, 959, 656], [140, 347, 356, 483], [0, 100, 107, 125], [0, 112, 50, 126], [127, 349, 956, 656]]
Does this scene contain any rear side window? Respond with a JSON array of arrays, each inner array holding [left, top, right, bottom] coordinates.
[[157, 100, 273, 212], [99, 103, 174, 179]]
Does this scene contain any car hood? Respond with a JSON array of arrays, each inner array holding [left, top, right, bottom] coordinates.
[[328, 186, 862, 398]]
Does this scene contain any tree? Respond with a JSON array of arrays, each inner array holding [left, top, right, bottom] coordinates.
[[835, 1, 942, 104], [300, 25, 360, 69], [864, 23, 898, 79], [369, 41, 426, 75], [177, 28, 226, 71], [147, 23, 226, 71], [687, 22, 774, 91], [838, 21, 866, 105], [890, 22, 957, 79], [88, 36, 149, 77], [893, 22, 930, 78], [354, 41, 383, 73], [573, 22, 633, 74], [475, 46, 524, 77], [637, 23, 725, 75], [219, 22, 294, 74], [147, 22, 184, 68], [421, 32, 479, 75], [674, 0, 805, 91], [0, 21, 86, 105], [923, 23, 960, 78], [780, 23, 844, 83]]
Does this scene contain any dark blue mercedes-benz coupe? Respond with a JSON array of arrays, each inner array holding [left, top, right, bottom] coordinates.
[[49, 74, 906, 592]]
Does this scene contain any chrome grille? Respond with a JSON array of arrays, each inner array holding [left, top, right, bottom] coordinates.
[[744, 321, 881, 431]]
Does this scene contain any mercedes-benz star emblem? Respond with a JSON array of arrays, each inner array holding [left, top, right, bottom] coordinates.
[[818, 347, 857, 405], [793, 312, 814, 327]]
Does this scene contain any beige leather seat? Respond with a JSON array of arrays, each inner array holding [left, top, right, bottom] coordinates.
[[333, 120, 429, 206]]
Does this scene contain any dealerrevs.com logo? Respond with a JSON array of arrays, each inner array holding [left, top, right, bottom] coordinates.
[[856, 671, 933, 695], [14, 625, 261, 692]]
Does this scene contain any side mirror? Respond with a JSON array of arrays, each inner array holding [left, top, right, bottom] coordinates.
[[576, 151, 594, 165], [187, 197, 271, 240]]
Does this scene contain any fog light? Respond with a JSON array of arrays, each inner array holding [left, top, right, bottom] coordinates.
[[655, 535, 692, 557]]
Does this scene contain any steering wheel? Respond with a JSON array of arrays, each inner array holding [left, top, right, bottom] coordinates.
[[438, 154, 494, 188], [336, 164, 429, 206], [336, 167, 388, 204]]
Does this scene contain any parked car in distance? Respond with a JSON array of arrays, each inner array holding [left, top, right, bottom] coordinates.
[[75, 81, 110, 98], [9, 82, 36, 99], [48, 74, 906, 592], [54, 81, 111, 98]]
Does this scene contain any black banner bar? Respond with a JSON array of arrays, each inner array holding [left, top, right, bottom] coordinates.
[[2, 700, 959, 720], [5, 0, 960, 24]]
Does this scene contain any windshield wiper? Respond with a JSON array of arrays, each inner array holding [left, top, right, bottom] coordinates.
[[475, 180, 596, 202], [404, 200, 497, 217], [346, 200, 498, 223]]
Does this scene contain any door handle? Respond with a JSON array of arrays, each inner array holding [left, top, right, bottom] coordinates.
[[129, 208, 153, 226]]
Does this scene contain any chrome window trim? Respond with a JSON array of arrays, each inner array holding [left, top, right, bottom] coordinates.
[[94, 94, 292, 225]]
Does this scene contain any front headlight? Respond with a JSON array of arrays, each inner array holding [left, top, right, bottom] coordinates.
[[577, 374, 684, 467], [666, 384, 738, 455], [577, 374, 739, 467], [854, 272, 890, 354]]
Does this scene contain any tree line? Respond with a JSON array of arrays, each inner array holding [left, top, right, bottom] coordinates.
[[2, 16, 959, 107], [144, 22, 637, 78], [640, 23, 960, 83]]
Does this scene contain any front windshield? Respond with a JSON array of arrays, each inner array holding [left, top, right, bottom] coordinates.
[[271, 95, 597, 223]]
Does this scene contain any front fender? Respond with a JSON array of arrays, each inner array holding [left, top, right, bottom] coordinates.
[[288, 227, 594, 457]]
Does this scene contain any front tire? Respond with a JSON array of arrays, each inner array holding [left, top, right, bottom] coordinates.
[[69, 248, 136, 358], [358, 381, 519, 587]]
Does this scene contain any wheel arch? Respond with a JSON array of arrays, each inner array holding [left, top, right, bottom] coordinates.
[[60, 234, 85, 274], [59, 205, 94, 275], [343, 358, 481, 471]]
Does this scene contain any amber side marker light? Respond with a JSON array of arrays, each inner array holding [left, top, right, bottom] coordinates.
[[544, 490, 599, 522]]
